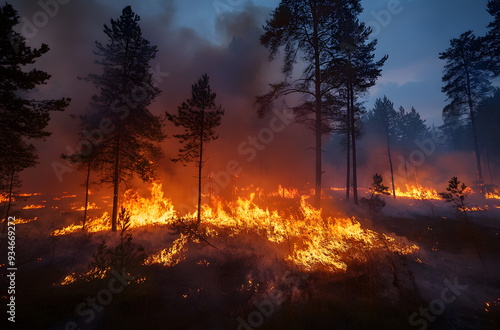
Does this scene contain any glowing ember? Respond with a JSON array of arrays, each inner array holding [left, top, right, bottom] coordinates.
[[395, 184, 440, 200], [61, 273, 77, 285]]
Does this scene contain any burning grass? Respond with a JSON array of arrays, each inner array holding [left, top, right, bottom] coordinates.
[[52, 182, 419, 274]]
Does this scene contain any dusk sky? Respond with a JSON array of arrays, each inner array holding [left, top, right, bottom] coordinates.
[[12, 0, 496, 190]]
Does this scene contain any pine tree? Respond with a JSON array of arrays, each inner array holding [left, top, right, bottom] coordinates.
[[367, 96, 397, 198], [83, 6, 165, 231], [0, 3, 69, 226], [62, 113, 104, 230], [334, 7, 387, 205], [360, 173, 390, 215], [257, 0, 349, 206], [395, 106, 429, 181], [486, 0, 500, 75], [439, 31, 493, 183], [166, 74, 224, 225]]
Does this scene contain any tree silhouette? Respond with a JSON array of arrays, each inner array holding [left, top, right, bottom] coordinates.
[[62, 113, 105, 230], [166, 74, 224, 225], [0, 3, 69, 226], [439, 177, 486, 270], [257, 0, 351, 206], [360, 173, 390, 215], [82, 6, 165, 231], [395, 106, 429, 182], [477, 88, 500, 184], [334, 8, 387, 205], [440, 31, 493, 183], [486, 0, 500, 75], [367, 96, 398, 198]]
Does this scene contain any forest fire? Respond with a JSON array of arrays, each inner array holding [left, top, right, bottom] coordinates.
[[2, 1, 500, 328], [52, 183, 419, 273]]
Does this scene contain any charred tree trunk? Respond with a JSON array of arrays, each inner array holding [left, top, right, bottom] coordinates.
[[2, 169, 15, 236], [487, 148, 493, 185], [387, 131, 396, 199], [197, 109, 205, 226], [83, 158, 91, 230], [350, 81, 358, 205], [346, 89, 351, 201], [313, 5, 322, 207], [465, 69, 483, 183], [111, 134, 121, 232]]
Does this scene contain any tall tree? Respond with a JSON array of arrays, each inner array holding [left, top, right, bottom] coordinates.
[[439, 31, 493, 183], [395, 106, 429, 181], [166, 74, 224, 225], [62, 113, 105, 230], [477, 88, 500, 184], [486, 0, 500, 75], [334, 9, 387, 205], [83, 6, 165, 231], [257, 0, 346, 206], [366, 96, 397, 198], [0, 3, 69, 225]]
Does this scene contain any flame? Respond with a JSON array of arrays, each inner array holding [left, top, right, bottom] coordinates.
[[51, 212, 110, 236], [53, 194, 76, 200], [71, 202, 100, 211], [144, 234, 188, 266], [19, 192, 41, 197], [269, 185, 300, 199], [16, 217, 37, 224], [61, 273, 77, 285], [395, 184, 440, 200], [22, 204, 45, 210], [53, 182, 419, 272], [485, 190, 500, 199]]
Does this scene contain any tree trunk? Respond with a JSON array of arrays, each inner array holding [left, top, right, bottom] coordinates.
[[387, 131, 396, 199], [350, 81, 358, 205], [346, 89, 351, 201], [83, 159, 91, 230], [197, 109, 205, 226], [487, 148, 493, 185], [2, 169, 15, 236], [465, 70, 483, 182], [111, 134, 120, 232], [313, 4, 322, 207]]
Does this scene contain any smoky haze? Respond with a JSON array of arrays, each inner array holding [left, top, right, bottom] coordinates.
[[11, 0, 488, 206], [14, 1, 316, 206]]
